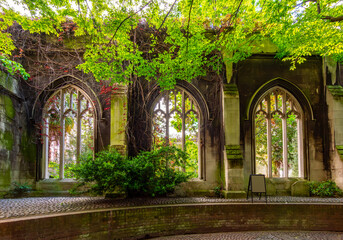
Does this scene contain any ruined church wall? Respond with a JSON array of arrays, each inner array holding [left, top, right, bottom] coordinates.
[[327, 63, 343, 189], [235, 55, 327, 184], [0, 71, 36, 191], [128, 71, 225, 188]]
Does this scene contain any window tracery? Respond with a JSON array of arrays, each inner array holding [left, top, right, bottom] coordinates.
[[42, 86, 95, 179], [152, 87, 201, 178], [254, 87, 304, 178]]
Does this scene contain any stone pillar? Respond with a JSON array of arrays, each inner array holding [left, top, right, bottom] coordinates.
[[223, 83, 244, 191], [327, 85, 343, 189], [110, 85, 127, 155]]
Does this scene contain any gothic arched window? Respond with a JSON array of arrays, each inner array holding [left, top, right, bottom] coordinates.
[[152, 87, 201, 178], [42, 85, 95, 179], [254, 87, 304, 178]]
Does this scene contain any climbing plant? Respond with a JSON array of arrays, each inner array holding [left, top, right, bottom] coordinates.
[[0, 0, 341, 88]]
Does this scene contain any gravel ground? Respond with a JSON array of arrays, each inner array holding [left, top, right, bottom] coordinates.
[[0, 196, 343, 220], [152, 231, 343, 240]]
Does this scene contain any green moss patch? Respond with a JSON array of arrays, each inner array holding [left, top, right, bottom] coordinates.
[[21, 132, 36, 162], [3, 95, 15, 119], [225, 145, 243, 168], [223, 84, 239, 96], [337, 145, 343, 160], [0, 130, 14, 151], [328, 85, 343, 97]]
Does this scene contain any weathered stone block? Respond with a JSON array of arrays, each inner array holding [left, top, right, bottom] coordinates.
[[266, 182, 276, 195], [291, 180, 310, 197], [222, 190, 246, 199]]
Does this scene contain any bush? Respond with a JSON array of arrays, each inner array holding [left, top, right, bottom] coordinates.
[[308, 180, 343, 197], [71, 146, 191, 197], [7, 182, 32, 198]]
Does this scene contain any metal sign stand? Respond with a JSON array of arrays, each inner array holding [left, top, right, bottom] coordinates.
[[246, 174, 267, 203]]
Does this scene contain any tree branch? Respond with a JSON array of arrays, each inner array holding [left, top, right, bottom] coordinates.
[[186, 0, 194, 53], [322, 15, 343, 22], [106, 0, 153, 47], [316, 0, 321, 14], [158, 0, 178, 31], [218, 0, 244, 38]]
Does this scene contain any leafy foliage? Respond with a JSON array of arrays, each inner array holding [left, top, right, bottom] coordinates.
[[152, 89, 199, 177], [71, 146, 191, 197], [0, 54, 30, 80], [214, 186, 223, 198], [308, 180, 343, 197], [8, 182, 32, 198], [0, 0, 342, 88]]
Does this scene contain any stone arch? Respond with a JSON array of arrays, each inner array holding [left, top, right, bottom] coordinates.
[[32, 75, 103, 121], [146, 80, 209, 122], [146, 80, 209, 180], [246, 78, 314, 179], [246, 78, 314, 121], [34, 76, 103, 180], [40, 84, 97, 179]]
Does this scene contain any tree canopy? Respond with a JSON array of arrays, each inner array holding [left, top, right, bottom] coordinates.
[[0, 0, 342, 88]]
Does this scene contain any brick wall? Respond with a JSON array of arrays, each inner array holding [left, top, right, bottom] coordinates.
[[1, 203, 343, 239]]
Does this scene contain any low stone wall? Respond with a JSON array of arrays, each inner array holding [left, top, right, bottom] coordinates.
[[1, 203, 343, 239]]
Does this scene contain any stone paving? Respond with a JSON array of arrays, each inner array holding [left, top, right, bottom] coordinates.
[[153, 231, 343, 240], [0, 196, 343, 220]]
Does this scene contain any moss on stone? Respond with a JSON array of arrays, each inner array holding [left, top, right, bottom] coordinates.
[[337, 145, 343, 160], [0, 130, 14, 151], [0, 160, 12, 191], [21, 132, 36, 163], [328, 85, 343, 97], [0, 71, 17, 94], [3, 95, 15, 119], [223, 84, 239, 96]]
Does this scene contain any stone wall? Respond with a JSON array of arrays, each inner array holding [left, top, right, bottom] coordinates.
[[0, 71, 36, 191], [327, 85, 343, 189], [235, 56, 326, 185], [129, 74, 225, 189], [1, 203, 343, 239]]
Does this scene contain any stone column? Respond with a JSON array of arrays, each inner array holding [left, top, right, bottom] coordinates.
[[223, 83, 244, 192], [110, 85, 127, 155], [327, 85, 343, 189]]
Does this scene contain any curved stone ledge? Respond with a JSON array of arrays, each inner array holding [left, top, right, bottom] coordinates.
[[1, 203, 343, 239]]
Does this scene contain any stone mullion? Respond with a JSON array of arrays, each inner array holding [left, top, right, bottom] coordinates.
[[59, 90, 65, 179], [76, 91, 82, 162], [297, 118, 304, 177], [282, 93, 288, 178], [181, 91, 185, 151], [266, 95, 272, 178], [198, 115, 202, 179], [165, 93, 170, 146], [181, 91, 186, 172], [42, 117, 49, 179]]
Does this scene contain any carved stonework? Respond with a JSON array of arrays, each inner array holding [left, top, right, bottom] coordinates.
[[225, 145, 243, 169], [111, 145, 127, 155]]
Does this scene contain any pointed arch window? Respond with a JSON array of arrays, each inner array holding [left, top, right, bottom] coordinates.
[[254, 87, 304, 178], [42, 86, 95, 179], [152, 87, 202, 179]]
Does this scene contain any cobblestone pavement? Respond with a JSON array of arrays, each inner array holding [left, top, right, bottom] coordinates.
[[153, 231, 343, 240], [0, 196, 343, 220]]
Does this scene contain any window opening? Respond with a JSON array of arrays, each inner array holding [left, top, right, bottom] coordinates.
[[42, 86, 95, 179], [152, 87, 200, 178], [254, 88, 303, 178]]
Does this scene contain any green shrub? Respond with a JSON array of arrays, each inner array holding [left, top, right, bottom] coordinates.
[[214, 186, 223, 198], [8, 182, 32, 198], [308, 180, 343, 197], [71, 146, 191, 197]]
